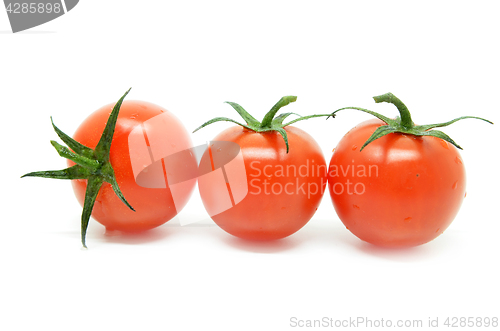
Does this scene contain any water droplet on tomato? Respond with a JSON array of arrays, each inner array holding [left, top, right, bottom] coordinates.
[[352, 145, 358, 151], [353, 204, 360, 209], [452, 181, 458, 189], [455, 156, 463, 165], [440, 140, 449, 149], [404, 217, 412, 222], [436, 228, 440, 233]]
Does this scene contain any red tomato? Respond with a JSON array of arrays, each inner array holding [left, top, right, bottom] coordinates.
[[70, 100, 195, 233], [199, 126, 327, 240], [328, 118, 466, 247]]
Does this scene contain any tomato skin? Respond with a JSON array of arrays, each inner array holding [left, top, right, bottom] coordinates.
[[199, 125, 327, 240], [328, 119, 466, 247], [70, 100, 195, 233]]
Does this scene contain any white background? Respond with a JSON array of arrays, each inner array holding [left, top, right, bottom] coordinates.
[[1, 1, 499, 330]]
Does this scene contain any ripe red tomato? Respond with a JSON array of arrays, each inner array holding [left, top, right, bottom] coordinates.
[[327, 93, 491, 247], [328, 118, 466, 247], [195, 97, 328, 240], [70, 100, 195, 233], [199, 126, 326, 240]]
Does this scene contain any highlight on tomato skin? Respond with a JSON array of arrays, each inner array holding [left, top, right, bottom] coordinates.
[[327, 93, 492, 247]]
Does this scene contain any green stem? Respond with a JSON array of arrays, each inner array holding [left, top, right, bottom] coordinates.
[[373, 93, 413, 129], [194, 96, 331, 153], [331, 92, 493, 151], [260, 96, 297, 128]]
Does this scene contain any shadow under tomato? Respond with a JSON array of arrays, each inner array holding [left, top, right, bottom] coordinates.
[[351, 233, 457, 262], [101, 226, 171, 245], [52, 217, 172, 247], [219, 233, 303, 253]]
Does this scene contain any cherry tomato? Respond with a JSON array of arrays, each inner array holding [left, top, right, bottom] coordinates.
[[195, 96, 328, 240], [328, 118, 466, 247], [199, 126, 326, 240], [327, 93, 491, 247], [70, 99, 195, 233]]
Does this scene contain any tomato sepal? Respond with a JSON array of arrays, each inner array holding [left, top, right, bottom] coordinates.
[[21, 88, 135, 248], [194, 96, 331, 153], [51, 116, 94, 158], [330, 92, 493, 151], [81, 176, 103, 248], [49, 140, 101, 169]]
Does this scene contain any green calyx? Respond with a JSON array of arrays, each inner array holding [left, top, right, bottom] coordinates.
[[329, 92, 493, 151], [193, 96, 329, 153], [21, 89, 135, 248]]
